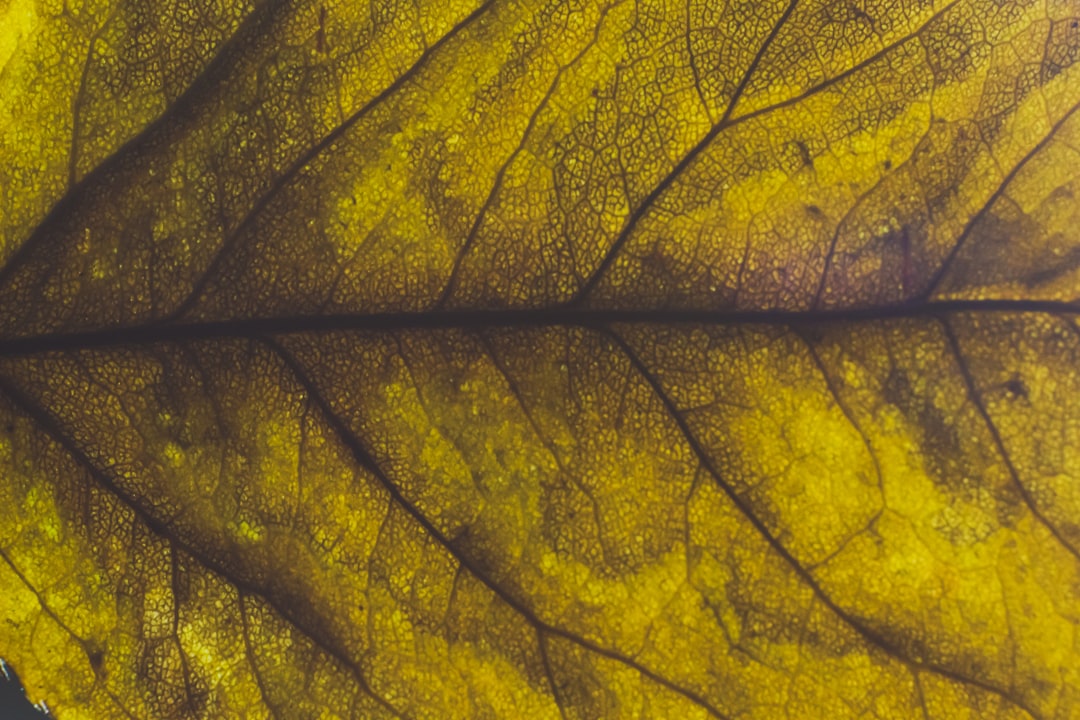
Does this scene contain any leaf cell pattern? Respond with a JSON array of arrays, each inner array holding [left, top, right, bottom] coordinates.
[[0, 0, 1079, 717]]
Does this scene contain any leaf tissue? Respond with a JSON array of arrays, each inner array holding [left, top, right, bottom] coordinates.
[[0, 0, 1078, 717]]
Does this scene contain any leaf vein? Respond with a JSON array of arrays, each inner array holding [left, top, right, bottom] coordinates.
[[603, 325, 1042, 720], [0, 0, 293, 290], [0, 374, 408, 720], [940, 318, 1080, 562], [262, 336, 730, 719], [169, 0, 497, 322]]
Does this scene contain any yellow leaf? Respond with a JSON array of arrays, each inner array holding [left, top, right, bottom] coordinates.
[[1, 0, 1078, 717]]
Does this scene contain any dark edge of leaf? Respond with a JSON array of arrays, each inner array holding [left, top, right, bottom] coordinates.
[[0, 659, 52, 719]]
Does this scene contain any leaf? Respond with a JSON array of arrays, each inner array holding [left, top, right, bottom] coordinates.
[[0, 0, 1078, 717]]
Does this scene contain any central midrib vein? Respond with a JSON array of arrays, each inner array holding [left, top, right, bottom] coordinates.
[[0, 297, 1075, 357]]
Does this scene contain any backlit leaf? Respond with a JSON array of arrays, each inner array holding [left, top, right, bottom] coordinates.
[[1, 0, 1078, 717]]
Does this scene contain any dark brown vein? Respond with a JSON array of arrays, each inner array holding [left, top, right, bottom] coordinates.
[[572, 0, 801, 302], [262, 337, 730, 719], [573, 0, 967, 305], [715, 0, 801, 126], [0, 0, 293, 290], [684, 0, 713, 123], [238, 593, 285, 720], [435, 0, 624, 308], [1, 297, 1077, 359], [920, 98, 1080, 300], [0, 375, 407, 720], [794, 330, 887, 571], [477, 332, 563, 468], [723, 0, 961, 130], [940, 318, 1080, 562], [69, 7, 120, 189], [168, 546, 200, 715], [168, 0, 496, 321], [795, 329, 884, 495], [537, 630, 570, 720], [480, 329, 620, 569], [811, 119, 934, 309], [913, 673, 931, 720], [603, 327, 1041, 720]]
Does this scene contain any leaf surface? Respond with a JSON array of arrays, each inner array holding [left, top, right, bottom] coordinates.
[[0, 0, 1079, 717]]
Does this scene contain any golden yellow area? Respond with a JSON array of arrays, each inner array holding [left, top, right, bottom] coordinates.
[[0, 0, 1078, 717], [0, 0, 36, 74]]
